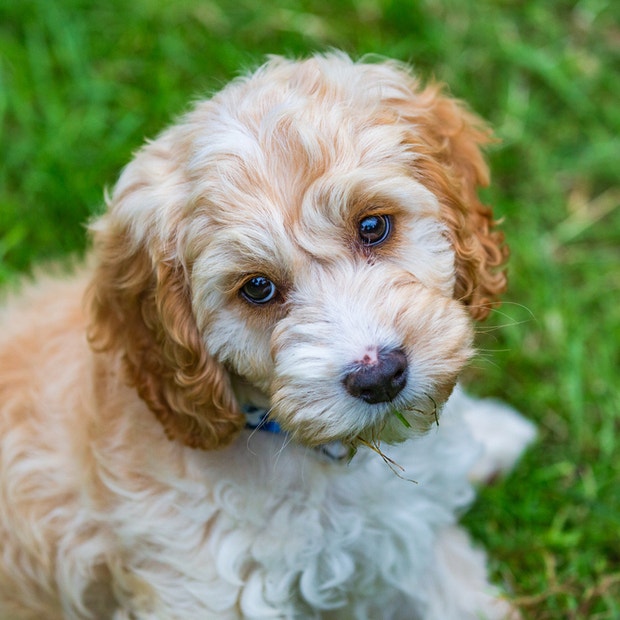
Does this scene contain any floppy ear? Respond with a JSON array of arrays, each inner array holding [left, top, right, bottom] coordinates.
[[397, 81, 508, 320], [86, 138, 244, 450]]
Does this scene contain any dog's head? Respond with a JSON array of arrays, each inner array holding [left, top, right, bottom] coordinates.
[[86, 53, 507, 450]]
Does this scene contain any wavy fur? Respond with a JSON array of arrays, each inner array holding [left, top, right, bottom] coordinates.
[[0, 53, 534, 619]]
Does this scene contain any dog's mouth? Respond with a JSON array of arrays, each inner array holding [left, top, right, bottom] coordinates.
[[266, 375, 458, 450], [352, 392, 444, 446], [241, 383, 451, 471], [348, 386, 450, 446], [337, 346, 444, 444]]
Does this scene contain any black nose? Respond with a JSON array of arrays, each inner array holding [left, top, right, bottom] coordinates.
[[343, 348, 408, 404]]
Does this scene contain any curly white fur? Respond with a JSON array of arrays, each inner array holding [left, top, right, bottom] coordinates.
[[0, 53, 535, 619]]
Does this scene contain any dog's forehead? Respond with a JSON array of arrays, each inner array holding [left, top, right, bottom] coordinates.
[[184, 64, 419, 260]]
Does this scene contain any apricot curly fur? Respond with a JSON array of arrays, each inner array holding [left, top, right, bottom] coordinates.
[[86, 227, 244, 450], [395, 82, 508, 320]]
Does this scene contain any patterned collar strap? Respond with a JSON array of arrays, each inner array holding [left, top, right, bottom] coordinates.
[[242, 404, 350, 463]]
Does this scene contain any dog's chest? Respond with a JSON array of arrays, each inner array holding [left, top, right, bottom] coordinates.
[[116, 426, 476, 618]]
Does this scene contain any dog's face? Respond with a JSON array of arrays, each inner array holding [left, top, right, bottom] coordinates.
[[189, 126, 473, 447], [87, 54, 507, 450]]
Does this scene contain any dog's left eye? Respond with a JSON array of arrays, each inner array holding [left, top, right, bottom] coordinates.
[[358, 215, 391, 246], [241, 276, 278, 304]]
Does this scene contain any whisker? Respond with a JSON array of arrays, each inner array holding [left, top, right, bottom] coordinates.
[[273, 432, 295, 467], [356, 438, 418, 484]]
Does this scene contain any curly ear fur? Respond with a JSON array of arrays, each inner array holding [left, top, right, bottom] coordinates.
[[397, 82, 508, 320], [86, 145, 244, 450]]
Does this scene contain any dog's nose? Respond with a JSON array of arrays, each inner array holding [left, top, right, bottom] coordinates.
[[343, 348, 408, 404]]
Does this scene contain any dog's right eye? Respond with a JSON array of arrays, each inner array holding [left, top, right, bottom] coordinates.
[[358, 214, 391, 246], [240, 276, 278, 305]]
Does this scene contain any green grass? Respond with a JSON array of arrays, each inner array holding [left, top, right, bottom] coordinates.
[[1, 0, 619, 617]]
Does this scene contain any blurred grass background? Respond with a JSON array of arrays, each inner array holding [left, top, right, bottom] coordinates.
[[1, 0, 619, 617]]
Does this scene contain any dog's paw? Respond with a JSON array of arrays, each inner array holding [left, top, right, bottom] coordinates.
[[451, 387, 537, 483]]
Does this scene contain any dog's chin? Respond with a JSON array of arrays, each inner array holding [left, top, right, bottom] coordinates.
[[270, 379, 458, 449], [359, 403, 439, 446]]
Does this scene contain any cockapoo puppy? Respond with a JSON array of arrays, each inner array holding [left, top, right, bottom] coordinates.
[[0, 53, 535, 619]]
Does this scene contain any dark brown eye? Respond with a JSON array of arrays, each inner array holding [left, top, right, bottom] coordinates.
[[358, 215, 391, 246], [241, 276, 277, 304]]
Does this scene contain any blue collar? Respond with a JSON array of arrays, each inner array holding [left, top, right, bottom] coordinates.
[[242, 404, 350, 462], [243, 404, 283, 434]]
